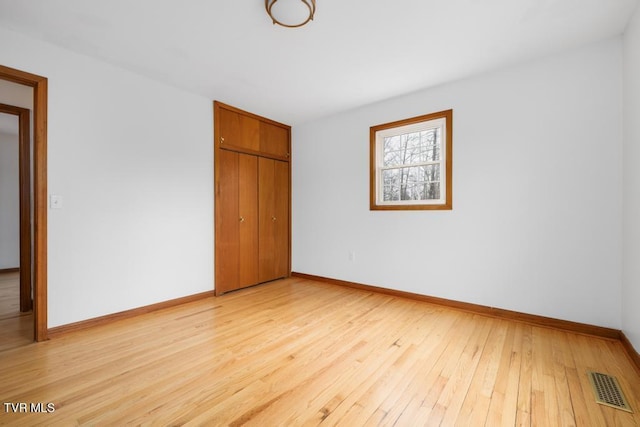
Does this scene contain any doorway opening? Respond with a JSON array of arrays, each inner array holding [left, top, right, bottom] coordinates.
[[0, 64, 48, 343], [0, 104, 32, 350]]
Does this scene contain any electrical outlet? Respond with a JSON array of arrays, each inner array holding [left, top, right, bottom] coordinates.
[[348, 251, 355, 262]]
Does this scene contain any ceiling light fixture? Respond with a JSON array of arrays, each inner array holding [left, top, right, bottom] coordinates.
[[265, 0, 315, 28]]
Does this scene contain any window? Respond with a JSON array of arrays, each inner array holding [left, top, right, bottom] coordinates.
[[370, 109, 452, 210]]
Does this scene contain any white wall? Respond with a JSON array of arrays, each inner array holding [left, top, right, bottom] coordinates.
[[293, 38, 623, 328], [0, 26, 214, 327], [0, 21, 631, 335], [623, 5, 640, 352], [0, 129, 19, 269]]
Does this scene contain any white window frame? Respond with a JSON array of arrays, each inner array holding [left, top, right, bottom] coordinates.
[[370, 110, 452, 211]]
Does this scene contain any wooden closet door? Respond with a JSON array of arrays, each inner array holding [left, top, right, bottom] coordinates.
[[215, 149, 240, 294], [260, 121, 289, 159], [214, 101, 291, 294], [258, 157, 289, 282], [215, 150, 258, 294], [273, 160, 289, 278], [218, 108, 260, 152], [238, 154, 259, 288], [258, 157, 275, 283]]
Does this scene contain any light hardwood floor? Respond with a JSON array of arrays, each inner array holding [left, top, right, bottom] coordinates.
[[1, 277, 638, 425], [0, 271, 33, 352]]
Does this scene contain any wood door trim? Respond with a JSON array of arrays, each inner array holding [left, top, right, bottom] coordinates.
[[214, 102, 226, 296], [219, 144, 290, 162], [0, 64, 48, 341], [0, 102, 31, 312]]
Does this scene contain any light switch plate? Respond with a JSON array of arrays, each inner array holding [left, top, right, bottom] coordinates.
[[50, 194, 62, 209]]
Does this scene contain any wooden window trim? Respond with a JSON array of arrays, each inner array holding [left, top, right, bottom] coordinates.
[[370, 109, 453, 211]]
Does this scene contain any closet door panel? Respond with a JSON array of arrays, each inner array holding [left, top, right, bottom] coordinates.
[[238, 154, 259, 287], [273, 160, 289, 278], [215, 149, 240, 294], [219, 107, 260, 151], [258, 157, 276, 283], [260, 121, 289, 158]]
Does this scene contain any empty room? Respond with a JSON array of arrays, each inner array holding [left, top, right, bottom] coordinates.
[[1, 0, 640, 425]]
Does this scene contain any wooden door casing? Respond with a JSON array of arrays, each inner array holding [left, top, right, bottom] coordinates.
[[0, 64, 48, 341]]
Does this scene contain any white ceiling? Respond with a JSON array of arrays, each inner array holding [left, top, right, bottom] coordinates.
[[0, 0, 637, 125]]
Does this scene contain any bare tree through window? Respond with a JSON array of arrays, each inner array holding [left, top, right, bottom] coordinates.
[[370, 110, 452, 210]]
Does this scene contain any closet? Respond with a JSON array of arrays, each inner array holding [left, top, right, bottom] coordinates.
[[214, 102, 291, 295]]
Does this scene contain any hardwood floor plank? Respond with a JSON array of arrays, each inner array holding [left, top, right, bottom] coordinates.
[[377, 312, 468, 425], [456, 318, 508, 425], [362, 309, 460, 426], [549, 330, 579, 426], [485, 321, 522, 426], [0, 271, 21, 318], [314, 304, 434, 426], [339, 310, 449, 426], [515, 324, 534, 426], [0, 271, 33, 352], [1, 277, 639, 426]]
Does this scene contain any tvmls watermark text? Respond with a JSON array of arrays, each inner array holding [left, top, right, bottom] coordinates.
[[3, 402, 55, 413]]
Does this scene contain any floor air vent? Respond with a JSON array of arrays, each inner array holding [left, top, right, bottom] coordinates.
[[587, 371, 633, 413]]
